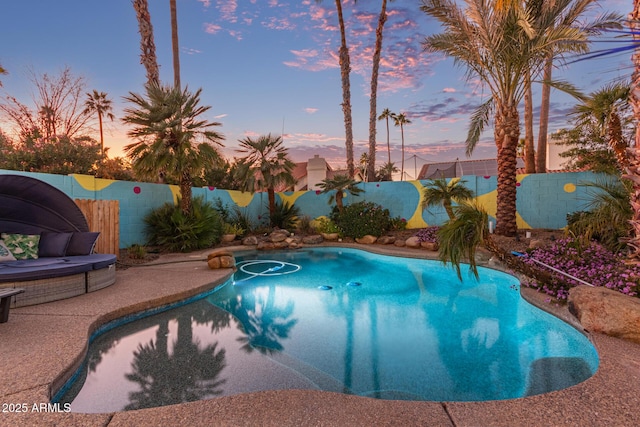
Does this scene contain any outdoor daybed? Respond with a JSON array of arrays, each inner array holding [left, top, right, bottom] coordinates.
[[0, 174, 116, 312]]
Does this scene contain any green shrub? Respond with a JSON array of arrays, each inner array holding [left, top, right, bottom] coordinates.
[[330, 201, 392, 238], [127, 244, 147, 259], [313, 216, 341, 234], [390, 216, 407, 231], [144, 196, 224, 252], [296, 215, 315, 235], [270, 201, 300, 230]]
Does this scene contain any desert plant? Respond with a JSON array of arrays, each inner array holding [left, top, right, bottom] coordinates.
[[318, 174, 364, 212], [296, 215, 315, 235], [390, 217, 407, 231], [330, 201, 391, 239], [144, 196, 223, 252], [223, 222, 245, 236], [313, 217, 342, 235], [269, 200, 300, 231], [437, 202, 490, 280], [127, 244, 147, 259], [422, 177, 474, 220], [567, 177, 632, 252]]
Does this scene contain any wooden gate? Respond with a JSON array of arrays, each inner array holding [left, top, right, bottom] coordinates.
[[74, 199, 120, 258]]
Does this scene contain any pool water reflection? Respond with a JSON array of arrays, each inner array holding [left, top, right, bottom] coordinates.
[[58, 248, 598, 412]]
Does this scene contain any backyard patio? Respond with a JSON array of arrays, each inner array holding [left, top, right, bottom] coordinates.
[[1, 243, 639, 427]]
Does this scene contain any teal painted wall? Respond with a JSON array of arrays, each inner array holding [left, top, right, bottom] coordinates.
[[0, 169, 598, 248]]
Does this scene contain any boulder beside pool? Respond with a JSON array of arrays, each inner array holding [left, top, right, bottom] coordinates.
[[207, 249, 236, 269]]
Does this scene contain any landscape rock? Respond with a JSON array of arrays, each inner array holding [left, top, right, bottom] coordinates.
[[242, 236, 259, 246], [321, 232, 339, 241], [257, 241, 276, 250], [302, 235, 323, 244], [207, 257, 221, 269], [420, 241, 439, 251], [207, 249, 233, 260], [377, 236, 396, 245], [356, 235, 377, 244], [269, 231, 288, 243], [568, 285, 640, 344], [405, 236, 421, 248], [529, 239, 546, 249], [394, 239, 406, 247]]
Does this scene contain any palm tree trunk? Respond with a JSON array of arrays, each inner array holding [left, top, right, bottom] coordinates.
[[133, 0, 160, 86], [180, 171, 192, 216], [386, 117, 391, 164], [400, 124, 405, 181], [608, 111, 628, 169], [626, 0, 640, 260], [170, 0, 181, 89], [524, 69, 536, 173], [495, 103, 520, 237], [536, 56, 553, 173], [98, 111, 104, 159], [268, 188, 276, 217], [335, 0, 355, 179], [367, 0, 388, 183]]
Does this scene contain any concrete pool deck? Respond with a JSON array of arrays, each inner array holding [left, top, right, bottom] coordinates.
[[1, 244, 639, 427]]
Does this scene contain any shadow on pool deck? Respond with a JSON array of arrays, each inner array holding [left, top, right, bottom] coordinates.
[[1, 243, 640, 427]]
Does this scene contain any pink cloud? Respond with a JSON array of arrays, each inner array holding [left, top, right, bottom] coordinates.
[[203, 23, 221, 34], [304, 108, 318, 114]]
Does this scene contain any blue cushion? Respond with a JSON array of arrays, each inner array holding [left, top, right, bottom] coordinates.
[[39, 232, 72, 257], [66, 232, 100, 256]]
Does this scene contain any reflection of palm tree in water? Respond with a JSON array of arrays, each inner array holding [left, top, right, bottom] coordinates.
[[124, 301, 230, 410], [218, 283, 297, 355]]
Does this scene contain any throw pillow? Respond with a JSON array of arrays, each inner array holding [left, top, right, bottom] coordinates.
[[38, 232, 73, 257], [0, 240, 17, 262], [0, 233, 40, 260], [66, 232, 100, 256]]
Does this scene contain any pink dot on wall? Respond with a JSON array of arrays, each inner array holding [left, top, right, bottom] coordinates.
[[315, 190, 321, 195], [133, 186, 141, 194], [208, 186, 216, 191], [516, 182, 521, 187], [376, 184, 380, 187], [484, 176, 490, 179]]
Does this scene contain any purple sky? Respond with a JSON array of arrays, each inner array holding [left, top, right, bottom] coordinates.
[[0, 0, 631, 178]]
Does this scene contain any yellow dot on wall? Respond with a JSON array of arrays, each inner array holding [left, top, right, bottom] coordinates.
[[564, 183, 576, 193]]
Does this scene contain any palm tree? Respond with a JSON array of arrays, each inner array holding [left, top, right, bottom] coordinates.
[[358, 151, 369, 181], [422, 0, 590, 236], [318, 174, 364, 213], [523, 70, 536, 173], [367, 0, 393, 183], [170, 0, 180, 89], [533, 2, 622, 174], [133, 0, 160, 85], [318, 0, 355, 178], [422, 177, 475, 220], [235, 134, 296, 220], [378, 108, 394, 165], [572, 82, 630, 170], [376, 161, 398, 181], [393, 112, 410, 181], [84, 90, 115, 159], [122, 82, 224, 215]]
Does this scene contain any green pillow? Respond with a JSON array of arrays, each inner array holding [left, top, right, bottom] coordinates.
[[1, 233, 40, 260]]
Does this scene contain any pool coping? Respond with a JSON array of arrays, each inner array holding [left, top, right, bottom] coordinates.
[[2, 243, 640, 426]]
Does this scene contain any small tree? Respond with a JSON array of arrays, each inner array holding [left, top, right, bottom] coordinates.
[[422, 177, 474, 220], [318, 174, 363, 213]]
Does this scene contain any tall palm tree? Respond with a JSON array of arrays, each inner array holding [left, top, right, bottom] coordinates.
[[318, 0, 355, 178], [533, 1, 622, 173], [628, 0, 640, 259], [133, 0, 160, 85], [367, 0, 393, 182], [376, 161, 398, 181], [235, 134, 296, 219], [122, 82, 224, 215], [422, 177, 475, 220], [572, 82, 630, 170], [358, 151, 369, 181], [422, 0, 590, 236], [393, 112, 410, 181], [170, 0, 180, 89], [523, 70, 536, 173], [318, 174, 364, 213], [84, 90, 115, 159], [378, 108, 394, 165]]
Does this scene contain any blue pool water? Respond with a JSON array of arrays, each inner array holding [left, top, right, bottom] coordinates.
[[58, 247, 598, 412]]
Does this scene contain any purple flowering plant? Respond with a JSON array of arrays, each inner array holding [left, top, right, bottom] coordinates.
[[414, 226, 440, 243], [520, 237, 640, 300]]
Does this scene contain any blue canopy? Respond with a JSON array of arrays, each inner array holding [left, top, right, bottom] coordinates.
[[0, 174, 89, 234]]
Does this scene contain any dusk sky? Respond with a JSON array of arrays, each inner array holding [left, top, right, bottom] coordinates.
[[0, 0, 632, 178]]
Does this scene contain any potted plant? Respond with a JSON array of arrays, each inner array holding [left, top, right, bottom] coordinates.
[[222, 223, 244, 242]]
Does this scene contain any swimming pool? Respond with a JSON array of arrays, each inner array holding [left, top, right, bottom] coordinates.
[[57, 247, 598, 412]]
